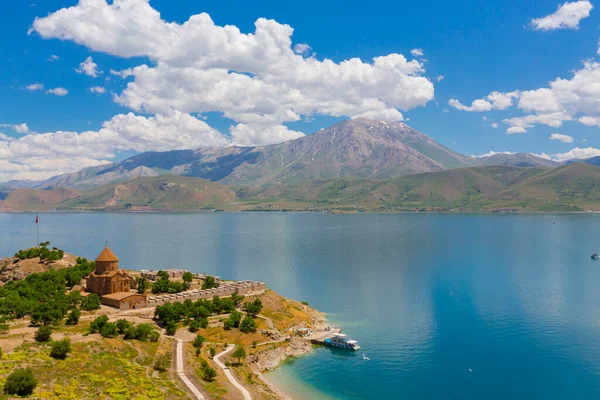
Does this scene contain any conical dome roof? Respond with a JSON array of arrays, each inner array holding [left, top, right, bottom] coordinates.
[[95, 245, 119, 262]]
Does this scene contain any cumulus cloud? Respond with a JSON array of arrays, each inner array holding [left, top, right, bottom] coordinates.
[[448, 91, 519, 112], [25, 83, 43, 91], [293, 43, 311, 55], [436, 75, 444, 82], [89, 86, 106, 94], [0, 111, 231, 181], [579, 116, 600, 126], [549, 133, 574, 143], [531, 0, 593, 31], [75, 56, 102, 77], [46, 87, 68, 96], [31, 0, 434, 135], [0, 123, 29, 134], [410, 48, 424, 57], [552, 147, 600, 161], [474, 151, 515, 158], [504, 112, 571, 133], [491, 122, 499, 128]]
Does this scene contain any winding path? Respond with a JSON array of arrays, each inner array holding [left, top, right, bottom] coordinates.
[[175, 338, 206, 400], [213, 345, 252, 400]]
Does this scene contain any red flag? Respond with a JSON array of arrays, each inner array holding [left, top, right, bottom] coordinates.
[[35, 214, 38, 224]]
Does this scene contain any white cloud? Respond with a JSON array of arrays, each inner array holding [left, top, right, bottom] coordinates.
[[507, 126, 528, 134], [549, 133, 574, 143], [0, 123, 29, 134], [531, 0, 593, 31], [504, 112, 571, 133], [75, 56, 102, 77], [552, 147, 600, 161], [32, 0, 435, 138], [25, 83, 44, 91], [293, 43, 311, 55], [448, 98, 493, 112], [46, 87, 68, 96], [579, 116, 600, 126], [518, 88, 561, 113], [47, 54, 59, 62], [410, 48, 424, 57], [230, 123, 304, 146], [436, 75, 444, 82], [474, 151, 515, 158], [448, 91, 519, 112], [0, 111, 231, 181], [491, 122, 499, 128], [531, 152, 553, 160], [89, 86, 106, 94]]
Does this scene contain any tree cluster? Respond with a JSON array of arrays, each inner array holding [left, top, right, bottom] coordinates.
[[151, 273, 190, 294], [15, 242, 65, 262], [201, 275, 219, 290], [88, 315, 159, 342], [243, 298, 263, 316], [0, 256, 95, 325]]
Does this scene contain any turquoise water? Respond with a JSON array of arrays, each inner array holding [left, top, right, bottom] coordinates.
[[2, 213, 600, 399]]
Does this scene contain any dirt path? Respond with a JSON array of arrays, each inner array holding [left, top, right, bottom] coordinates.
[[174, 338, 206, 400], [214, 345, 252, 400]]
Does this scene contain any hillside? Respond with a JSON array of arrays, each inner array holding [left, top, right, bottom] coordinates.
[[8, 119, 478, 190], [475, 153, 558, 168], [4, 164, 600, 212]]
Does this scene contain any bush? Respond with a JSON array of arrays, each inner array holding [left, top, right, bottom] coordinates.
[[148, 330, 160, 342], [34, 326, 52, 342], [123, 325, 136, 340], [244, 299, 263, 316], [65, 308, 81, 326], [89, 315, 109, 334], [182, 271, 193, 284], [165, 321, 177, 336], [154, 353, 171, 372], [223, 319, 234, 330], [189, 319, 200, 333], [232, 347, 246, 364], [134, 323, 154, 341], [3, 368, 37, 396], [100, 322, 118, 338], [135, 277, 149, 294], [240, 316, 257, 333], [192, 335, 205, 350], [202, 366, 217, 381], [202, 276, 219, 290], [209, 347, 216, 358], [116, 319, 131, 334], [80, 293, 101, 311], [225, 310, 242, 329], [49, 339, 71, 360]]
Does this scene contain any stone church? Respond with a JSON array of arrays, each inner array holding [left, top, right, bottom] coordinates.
[[86, 245, 131, 296]]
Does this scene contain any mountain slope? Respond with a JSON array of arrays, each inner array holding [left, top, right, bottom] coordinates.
[[16, 119, 477, 190], [476, 153, 558, 168], [2, 188, 81, 211]]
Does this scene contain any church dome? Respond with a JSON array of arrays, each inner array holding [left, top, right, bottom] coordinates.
[[95, 245, 119, 263]]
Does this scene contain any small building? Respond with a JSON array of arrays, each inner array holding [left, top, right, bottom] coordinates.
[[101, 292, 148, 310]]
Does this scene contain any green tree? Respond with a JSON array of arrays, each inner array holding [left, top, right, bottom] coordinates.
[[100, 322, 118, 338], [157, 270, 169, 280], [89, 315, 109, 334], [209, 347, 216, 358], [3, 368, 37, 397], [148, 330, 160, 342], [202, 276, 219, 290], [244, 299, 263, 316], [135, 277, 149, 294], [34, 326, 52, 342], [239, 316, 257, 333], [182, 271, 193, 284], [49, 339, 71, 360], [80, 293, 101, 311], [165, 321, 177, 336], [116, 319, 131, 334], [65, 308, 81, 326], [232, 347, 246, 364], [134, 323, 154, 341], [192, 335, 206, 350], [188, 319, 201, 333], [153, 353, 171, 372], [202, 366, 217, 381]]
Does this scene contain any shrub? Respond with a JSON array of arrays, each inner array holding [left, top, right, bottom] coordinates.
[[202, 366, 217, 381], [165, 321, 177, 336], [240, 316, 257, 333], [116, 319, 131, 334], [243, 299, 263, 316], [182, 271, 193, 284], [192, 335, 205, 350], [134, 323, 154, 341], [154, 353, 171, 372], [201, 276, 219, 290], [189, 319, 200, 333], [225, 310, 242, 329], [232, 347, 246, 364], [100, 322, 118, 338], [34, 326, 52, 342], [89, 315, 109, 334], [3, 368, 37, 396], [80, 293, 101, 311], [209, 347, 216, 358], [223, 319, 234, 330], [65, 308, 81, 326], [148, 330, 160, 342], [135, 277, 149, 294], [50, 339, 71, 360]]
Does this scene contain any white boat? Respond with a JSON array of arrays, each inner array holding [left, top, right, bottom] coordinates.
[[324, 333, 360, 351]]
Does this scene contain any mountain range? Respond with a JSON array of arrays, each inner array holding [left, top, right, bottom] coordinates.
[[1, 118, 599, 212]]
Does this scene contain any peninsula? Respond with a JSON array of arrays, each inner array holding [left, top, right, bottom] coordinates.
[[0, 243, 336, 399]]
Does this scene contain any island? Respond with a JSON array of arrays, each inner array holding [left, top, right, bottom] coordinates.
[[0, 243, 339, 399]]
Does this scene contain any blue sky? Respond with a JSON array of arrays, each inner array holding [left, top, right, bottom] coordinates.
[[0, 0, 599, 181]]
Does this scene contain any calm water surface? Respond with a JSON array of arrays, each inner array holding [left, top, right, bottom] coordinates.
[[2, 212, 600, 399]]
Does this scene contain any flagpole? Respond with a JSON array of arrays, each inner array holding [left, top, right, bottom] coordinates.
[[36, 213, 39, 246]]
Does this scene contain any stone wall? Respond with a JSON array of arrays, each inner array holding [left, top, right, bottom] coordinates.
[[145, 280, 266, 307]]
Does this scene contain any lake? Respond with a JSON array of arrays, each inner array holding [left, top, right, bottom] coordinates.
[[2, 212, 600, 399]]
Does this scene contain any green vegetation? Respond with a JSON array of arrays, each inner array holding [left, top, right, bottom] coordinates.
[[135, 276, 149, 294], [244, 298, 263, 316], [49, 338, 72, 360], [88, 316, 159, 342], [0, 256, 95, 325], [232, 346, 246, 364], [153, 352, 171, 372], [202, 275, 219, 289], [65, 308, 81, 325], [154, 296, 236, 329], [199, 359, 217, 382], [239, 316, 257, 333], [182, 271, 193, 284], [223, 310, 242, 330], [15, 241, 64, 262], [80, 293, 101, 311], [3, 368, 37, 397], [34, 326, 52, 342], [151, 274, 190, 294]]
